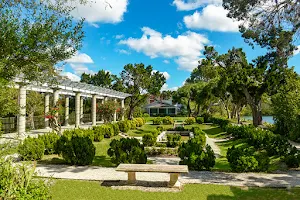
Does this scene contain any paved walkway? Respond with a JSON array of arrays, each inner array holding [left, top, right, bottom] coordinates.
[[35, 164, 300, 187]]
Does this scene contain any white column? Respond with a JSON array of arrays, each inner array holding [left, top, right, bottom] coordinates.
[[64, 96, 69, 126], [121, 99, 125, 121], [44, 93, 50, 128], [92, 95, 97, 126], [53, 89, 60, 106], [75, 93, 81, 128], [18, 85, 26, 137], [80, 97, 84, 124], [114, 98, 117, 122]]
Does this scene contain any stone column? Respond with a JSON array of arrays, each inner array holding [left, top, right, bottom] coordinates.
[[121, 99, 125, 121], [75, 93, 81, 128], [44, 93, 50, 128], [114, 98, 117, 122], [80, 97, 84, 124], [18, 85, 26, 137], [92, 95, 97, 126], [64, 96, 69, 126], [53, 89, 60, 106]]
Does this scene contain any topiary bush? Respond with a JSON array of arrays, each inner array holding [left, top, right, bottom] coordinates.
[[118, 121, 130, 133], [93, 126, 105, 142], [111, 123, 120, 136], [227, 146, 270, 172], [142, 132, 158, 146], [163, 116, 174, 125], [178, 138, 215, 171], [129, 120, 137, 130], [196, 117, 204, 124], [38, 133, 59, 155], [56, 130, 96, 165], [63, 129, 94, 142], [107, 138, 147, 165], [156, 125, 165, 132], [167, 134, 181, 147], [284, 146, 300, 168], [18, 137, 45, 161], [153, 117, 163, 125], [184, 117, 196, 125], [134, 118, 144, 127], [192, 127, 206, 146]]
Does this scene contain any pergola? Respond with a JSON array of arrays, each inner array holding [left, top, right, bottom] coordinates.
[[14, 77, 131, 136]]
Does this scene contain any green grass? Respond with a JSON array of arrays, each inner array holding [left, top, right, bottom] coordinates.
[[144, 117, 188, 123], [50, 179, 300, 200]]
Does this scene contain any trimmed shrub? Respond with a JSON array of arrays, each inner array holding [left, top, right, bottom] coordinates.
[[107, 138, 147, 165], [93, 126, 105, 142], [210, 117, 230, 130], [143, 113, 150, 117], [192, 127, 206, 146], [227, 146, 270, 172], [153, 117, 163, 125], [57, 130, 96, 165], [63, 129, 94, 142], [145, 147, 177, 156], [284, 147, 300, 168], [156, 125, 163, 132], [129, 120, 137, 130], [118, 121, 130, 133], [142, 132, 157, 146], [178, 138, 215, 171], [184, 117, 196, 125], [167, 134, 181, 147], [163, 116, 174, 125], [38, 133, 59, 155], [134, 118, 144, 127], [111, 123, 120, 136], [18, 137, 45, 161], [196, 117, 204, 124]]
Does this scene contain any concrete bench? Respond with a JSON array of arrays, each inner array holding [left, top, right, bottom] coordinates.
[[116, 164, 188, 188]]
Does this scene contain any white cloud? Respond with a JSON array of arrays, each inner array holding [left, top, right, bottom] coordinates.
[[119, 27, 209, 71], [294, 45, 300, 56], [163, 60, 170, 64], [161, 84, 178, 91], [61, 72, 81, 82], [184, 5, 241, 32], [172, 0, 222, 11], [116, 49, 131, 55], [70, 0, 128, 25], [115, 34, 125, 39], [66, 52, 94, 63], [70, 64, 96, 75], [152, 70, 171, 80]]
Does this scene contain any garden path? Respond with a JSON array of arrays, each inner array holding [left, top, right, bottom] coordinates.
[[205, 134, 228, 158], [36, 164, 300, 187]]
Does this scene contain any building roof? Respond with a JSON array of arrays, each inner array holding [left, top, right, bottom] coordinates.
[[145, 100, 178, 108]]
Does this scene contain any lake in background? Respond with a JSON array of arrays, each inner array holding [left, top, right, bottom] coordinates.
[[242, 116, 274, 124]]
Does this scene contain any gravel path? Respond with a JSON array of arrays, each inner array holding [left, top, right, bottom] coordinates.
[[35, 164, 300, 187]]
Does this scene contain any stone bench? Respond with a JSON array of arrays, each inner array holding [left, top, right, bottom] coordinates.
[[116, 164, 188, 188]]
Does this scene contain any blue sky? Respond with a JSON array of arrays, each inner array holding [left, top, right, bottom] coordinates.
[[62, 0, 300, 90]]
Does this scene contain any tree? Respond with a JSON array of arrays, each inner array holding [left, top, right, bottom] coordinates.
[[26, 91, 44, 129], [80, 70, 117, 88], [272, 72, 300, 141], [160, 90, 174, 100], [120, 63, 166, 119], [0, 86, 18, 117], [223, 0, 299, 44], [0, 0, 85, 85]]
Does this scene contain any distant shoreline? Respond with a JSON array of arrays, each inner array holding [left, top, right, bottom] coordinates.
[[242, 116, 274, 124]]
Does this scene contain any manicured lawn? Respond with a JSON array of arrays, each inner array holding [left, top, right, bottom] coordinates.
[[50, 179, 300, 200]]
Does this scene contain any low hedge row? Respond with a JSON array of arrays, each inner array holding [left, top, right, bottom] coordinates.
[[153, 116, 174, 125], [225, 124, 300, 169]]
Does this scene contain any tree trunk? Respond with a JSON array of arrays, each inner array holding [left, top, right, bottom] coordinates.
[[251, 104, 263, 126], [196, 104, 201, 116], [242, 87, 262, 127], [187, 98, 191, 117], [231, 104, 237, 119]]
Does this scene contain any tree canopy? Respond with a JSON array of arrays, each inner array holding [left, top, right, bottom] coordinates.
[[0, 0, 85, 84]]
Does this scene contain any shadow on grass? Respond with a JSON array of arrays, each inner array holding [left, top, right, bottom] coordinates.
[[207, 186, 300, 200], [203, 127, 229, 139]]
